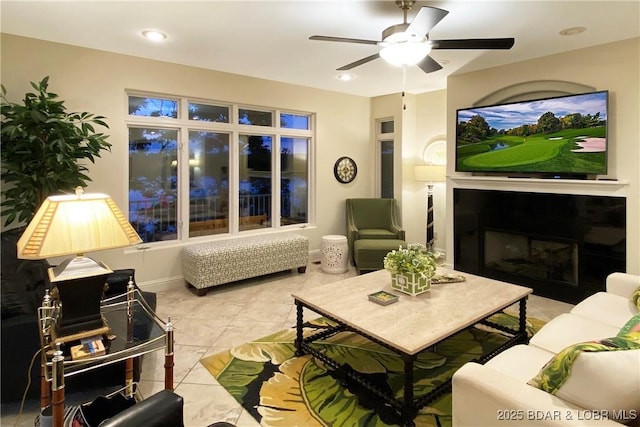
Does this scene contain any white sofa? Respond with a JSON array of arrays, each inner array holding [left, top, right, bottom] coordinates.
[[452, 272, 640, 426]]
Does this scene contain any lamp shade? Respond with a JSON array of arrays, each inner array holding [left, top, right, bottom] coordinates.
[[17, 189, 142, 260], [414, 165, 446, 182]]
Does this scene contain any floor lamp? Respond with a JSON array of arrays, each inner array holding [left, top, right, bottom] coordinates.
[[414, 165, 446, 251]]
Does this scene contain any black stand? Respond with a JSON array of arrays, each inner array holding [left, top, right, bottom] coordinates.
[[53, 273, 110, 337], [426, 183, 435, 251]]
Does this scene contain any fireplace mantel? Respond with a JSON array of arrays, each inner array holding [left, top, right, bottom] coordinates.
[[449, 176, 629, 197]]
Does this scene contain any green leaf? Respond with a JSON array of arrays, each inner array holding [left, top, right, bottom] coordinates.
[[1, 76, 111, 226]]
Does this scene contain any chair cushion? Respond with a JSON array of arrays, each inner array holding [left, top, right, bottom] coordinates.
[[358, 229, 399, 239], [570, 291, 638, 328], [353, 239, 407, 271], [528, 333, 640, 420]]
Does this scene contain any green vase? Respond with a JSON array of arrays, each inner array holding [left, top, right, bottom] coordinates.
[[391, 272, 431, 296]]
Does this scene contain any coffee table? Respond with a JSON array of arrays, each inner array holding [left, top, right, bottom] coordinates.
[[292, 268, 532, 426]]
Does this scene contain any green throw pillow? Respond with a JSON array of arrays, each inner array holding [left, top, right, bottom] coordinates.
[[632, 286, 640, 311], [529, 333, 640, 394], [618, 314, 640, 336]]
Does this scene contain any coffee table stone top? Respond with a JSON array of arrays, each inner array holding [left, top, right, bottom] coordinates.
[[292, 268, 532, 355]]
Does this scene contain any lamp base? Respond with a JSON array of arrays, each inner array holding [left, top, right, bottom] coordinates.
[[51, 316, 110, 345], [48, 270, 112, 344]]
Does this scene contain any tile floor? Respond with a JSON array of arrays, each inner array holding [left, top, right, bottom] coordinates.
[[1, 263, 574, 426]]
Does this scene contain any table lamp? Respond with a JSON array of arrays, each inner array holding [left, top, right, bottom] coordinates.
[[414, 164, 446, 251], [17, 187, 142, 342]]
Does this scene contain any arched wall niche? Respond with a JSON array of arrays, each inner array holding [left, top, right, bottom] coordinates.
[[473, 80, 597, 107]]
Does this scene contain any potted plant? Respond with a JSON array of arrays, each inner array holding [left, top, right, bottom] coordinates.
[[383, 243, 438, 296], [1, 76, 112, 228]]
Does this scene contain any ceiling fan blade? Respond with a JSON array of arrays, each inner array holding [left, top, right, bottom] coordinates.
[[310, 35, 379, 45], [431, 38, 515, 50], [417, 55, 443, 74], [406, 6, 449, 36], [337, 53, 380, 71]]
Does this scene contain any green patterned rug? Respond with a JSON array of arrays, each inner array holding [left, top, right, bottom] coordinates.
[[201, 313, 544, 427]]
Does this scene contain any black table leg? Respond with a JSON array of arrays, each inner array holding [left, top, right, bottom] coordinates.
[[401, 353, 417, 426], [519, 297, 529, 344], [295, 300, 304, 356]]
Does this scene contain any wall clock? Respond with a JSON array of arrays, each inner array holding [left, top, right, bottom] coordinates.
[[334, 156, 357, 183]]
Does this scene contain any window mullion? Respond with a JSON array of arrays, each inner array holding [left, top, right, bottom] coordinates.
[[230, 130, 240, 233], [179, 127, 190, 240], [273, 134, 281, 228]]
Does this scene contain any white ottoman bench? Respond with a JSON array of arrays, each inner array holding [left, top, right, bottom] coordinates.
[[182, 234, 309, 296]]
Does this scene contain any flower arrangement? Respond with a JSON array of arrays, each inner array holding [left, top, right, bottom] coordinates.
[[383, 243, 438, 280]]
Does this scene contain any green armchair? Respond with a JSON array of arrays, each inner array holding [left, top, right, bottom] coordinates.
[[346, 198, 406, 272]]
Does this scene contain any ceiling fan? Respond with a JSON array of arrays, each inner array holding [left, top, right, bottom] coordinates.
[[310, 0, 515, 73]]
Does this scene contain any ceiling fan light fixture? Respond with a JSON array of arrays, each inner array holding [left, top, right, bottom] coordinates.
[[380, 41, 431, 66]]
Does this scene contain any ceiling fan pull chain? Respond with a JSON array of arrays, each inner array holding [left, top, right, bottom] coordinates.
[[402, 65, 407, 110]]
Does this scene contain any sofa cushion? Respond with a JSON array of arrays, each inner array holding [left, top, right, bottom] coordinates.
[[570, 291, 638, 328], [528, 333, 640, 420], [529, 313, 620, 354], [484, 344, 556, 382], [1, 260, 49, 318]]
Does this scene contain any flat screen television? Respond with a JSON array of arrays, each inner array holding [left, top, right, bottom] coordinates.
[[455, 90, 608, 178]]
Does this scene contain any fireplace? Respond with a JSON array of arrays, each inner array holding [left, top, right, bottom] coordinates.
[[454, 188, 626, 304]]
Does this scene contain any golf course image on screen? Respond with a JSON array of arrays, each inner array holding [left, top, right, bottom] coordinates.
[[455, 91, 608, 175]]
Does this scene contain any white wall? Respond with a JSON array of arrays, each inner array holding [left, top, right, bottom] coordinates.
[[369, 90, 448, 252], [3, 34, 637, 286], [0, 34, 376, 288], [446, 38, 640, 274], [412, 90, 447, 252]]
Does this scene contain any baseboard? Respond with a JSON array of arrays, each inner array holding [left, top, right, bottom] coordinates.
[[136, 250, 321, 292], [309, 248, 321, 263], [137, 275, 185, 292]]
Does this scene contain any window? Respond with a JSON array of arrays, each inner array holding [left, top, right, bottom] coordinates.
[[239, 134, 272, 231], [129, 96, 178, 118], [281, 113, 310, 130], [380, 140, 394, 198], [281, 137, 309, 225], [188, 131, 230, 237], [127, 94, 313, 243], [239, 108, 273, 126], [188, 102, 229, 123], [380, 120, 394, 134], [129, 127, 178, 242], [378, 119, 394, 198]]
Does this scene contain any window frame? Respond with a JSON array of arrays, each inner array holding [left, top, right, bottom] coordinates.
[[126, 92, 315, 246], [376, 117, 395, 198]]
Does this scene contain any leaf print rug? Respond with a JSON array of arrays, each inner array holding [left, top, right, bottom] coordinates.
[[201, 313, 545, 427]]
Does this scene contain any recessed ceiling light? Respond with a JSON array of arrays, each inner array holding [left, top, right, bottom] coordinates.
[[559, 27, 586, 36], [437, 59, 450, 66], [142, 30, 167, 42], [337, 73, 354, 81]]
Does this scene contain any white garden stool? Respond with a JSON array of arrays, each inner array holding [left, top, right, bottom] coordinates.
[[321, 235, 349, 274]]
